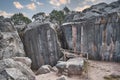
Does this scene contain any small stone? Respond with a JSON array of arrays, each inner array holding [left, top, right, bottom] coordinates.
[[56, 75, 67, 80], [36, 65, 53, 75]]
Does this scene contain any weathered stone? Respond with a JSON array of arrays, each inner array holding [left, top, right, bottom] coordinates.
[[0, 58, 36, 80], [0, 18, 25, 59], [35, 65, 53, 75], [12, 57, 32, 67], [61, 12, 120, 62], [0, 74, 6, 80], [3, 68, 28, 80], [56, 75, 67, 80], [23, 22, 62, 70], [56, 58, 84, 75], [110, 72, 120, 78]]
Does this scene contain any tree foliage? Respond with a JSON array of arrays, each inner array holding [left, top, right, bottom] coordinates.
[[32, 12, 45, 20], [50, 10, 65, 25], [63, 6, 70, 14], [11, 13, 31, 25]]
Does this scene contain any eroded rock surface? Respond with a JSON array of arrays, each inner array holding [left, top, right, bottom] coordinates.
[[61, 12, 120, 62], [23, 22, 62, 70], [0, 58, 36, 80], [56, 58, 84, 75], [0, 18, 25, 59], [35, 65, 53, 75]]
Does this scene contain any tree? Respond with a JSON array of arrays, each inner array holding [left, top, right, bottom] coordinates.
[[11, 13, 31, 25], [32, 12, 46, 22], [0, 16, 4, 19], [63, 6, 70, 14], [50, 10, 65, 25]]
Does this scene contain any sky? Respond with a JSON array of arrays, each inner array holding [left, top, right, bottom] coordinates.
[[0, 0, 117, 19]]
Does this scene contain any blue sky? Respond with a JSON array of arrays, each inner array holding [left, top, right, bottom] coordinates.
[[0, 0, 117, 19]]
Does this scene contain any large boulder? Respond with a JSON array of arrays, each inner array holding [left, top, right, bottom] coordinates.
[[2, 68, 28, 80], [23, 22, 62, 70], [0, 58, 36, 80], [0, 18, 25, 59], [56, 58, 84, 75]]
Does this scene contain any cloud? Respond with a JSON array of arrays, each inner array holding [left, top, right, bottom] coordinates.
[[26, 3, 36, 10], [13, 1, 24, 9], [0, 11, 13, 17], [36, 2, 44, 6], [31, 0, 44, 6], [85, 0, 97, 2], [75, 5, 90, 11], [49, 0, 70, 6]]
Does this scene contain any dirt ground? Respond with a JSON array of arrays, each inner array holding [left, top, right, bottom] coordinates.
[[36, 60, 120, 80]]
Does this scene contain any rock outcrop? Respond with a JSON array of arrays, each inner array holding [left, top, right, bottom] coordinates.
[[0, 18, 25, 59], [0, 18, 36, 80], [64, 0, 120, 23], [0, 58, 36, 80], [61, 12, 120, 62], [56, 58, 84, 76], [23, 22, 62, 70], [35, 65, 53, 75]]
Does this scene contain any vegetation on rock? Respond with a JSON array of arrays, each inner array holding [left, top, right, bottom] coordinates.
[[11, 13, 31, 25]]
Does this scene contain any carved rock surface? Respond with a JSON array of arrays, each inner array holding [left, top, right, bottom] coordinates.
[[61, 12, 120, 62], [23, 22, 62, 70]]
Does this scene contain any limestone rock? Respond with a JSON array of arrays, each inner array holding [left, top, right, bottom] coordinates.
[[63, 0, 120, 23], [12, 57, 32, 67], [0, 74, 6, 80], [61, 12, 120, 62], [0, 58, 36, 80], [23, 22, 62, 70], [56, 58, 84, 75], [35, 65, 53, 75], [0, 18, 25, 59], [3, 68, 28, 80]]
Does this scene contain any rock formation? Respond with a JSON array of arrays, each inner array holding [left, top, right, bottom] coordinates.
[[23, 22, 62, 70], [0, 58, 36, 80], [56, 58, 85, 76], [61, 12, 120, 62], [0, 18, 36, 80], [0, 18, 25, 59]]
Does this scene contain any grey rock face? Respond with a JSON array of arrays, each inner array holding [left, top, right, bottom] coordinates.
[[64, 0, 120, 23], [0, 18, 25, 59], [0, 58, 36, 80], [56, 58, 84, 75], [3, 68, 28, 80], [61, 12, 120, 62], [12, 57, 32, 68], [35, 65, 53, 75], [23, 22, 62, 70]]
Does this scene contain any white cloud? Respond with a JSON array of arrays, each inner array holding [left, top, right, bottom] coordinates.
[[85, 0, 97, 2], [31, 0, 44, 6], [75, 5, 90, 11], [36, 2, 44, 6], [13, 1, 24, 9], [0, 11, 13, 17], [26, 3, 36, 10], [49, 0, 70, 6]]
